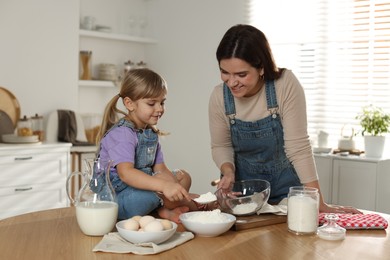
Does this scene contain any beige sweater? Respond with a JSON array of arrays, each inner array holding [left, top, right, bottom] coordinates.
[[208, 69, 318, 184]]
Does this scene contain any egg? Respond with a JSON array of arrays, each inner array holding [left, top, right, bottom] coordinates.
[[123, 218, 139, 231], [139, 215, 155, 229], [160, 219, 173, 230], [131, 215, 142, 222], [144, 220, 164, 232]]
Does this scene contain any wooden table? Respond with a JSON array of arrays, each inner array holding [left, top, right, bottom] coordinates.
[[0, 207, 389, 260]]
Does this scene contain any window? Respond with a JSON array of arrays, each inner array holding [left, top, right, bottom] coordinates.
[[249, 0, 390, 148]]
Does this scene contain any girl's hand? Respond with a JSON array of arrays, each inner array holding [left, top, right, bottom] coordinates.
[[162, 182, 191, 202]]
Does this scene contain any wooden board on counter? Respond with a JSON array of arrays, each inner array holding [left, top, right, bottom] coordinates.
[[233, 213, 287, 231]]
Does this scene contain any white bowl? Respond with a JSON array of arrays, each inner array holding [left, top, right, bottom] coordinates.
[[179, 211, 236, 237], [116, 219, 177, 244]]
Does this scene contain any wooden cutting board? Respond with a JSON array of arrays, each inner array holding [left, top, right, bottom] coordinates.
[[233, 213, 287, 231]]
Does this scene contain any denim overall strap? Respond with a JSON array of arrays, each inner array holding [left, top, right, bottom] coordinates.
[[99, 118, 158, 176], [223, 81, 301, 203], [223, 83, 237, 124]]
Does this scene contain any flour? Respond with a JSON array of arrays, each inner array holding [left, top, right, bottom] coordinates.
[[232, 202, 258, 215], [193, 192, 217, 203], [287, 195, 318, 233], [186, 209, 230, 223]]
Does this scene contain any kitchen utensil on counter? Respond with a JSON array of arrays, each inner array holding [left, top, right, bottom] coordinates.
[[66, 158, 118, 236], [287, 186, 319, 235], [17, 115, 33, 137], [98, 63, 118, 81], [81, 113, 102, 144], [0, 86, 21, 128], [215, 179, 270, 216], [124, 60, 135, 74], [317, 214, 346, 240], [31, 113, 44, 141], [338, 124, 355, 150], [136, 61, 147, 69], [193, 191, 217, 204], [179, 210, 236, 237], [234, 213, 287, 231], [1, 134, 39, 144], [80, 51, 92, 80], [317, 130, 329, 148], [116, 219, 177, 244], [0, 110, 15, 142], [81, 16, 96, 30], [95, 25, 112, 33]]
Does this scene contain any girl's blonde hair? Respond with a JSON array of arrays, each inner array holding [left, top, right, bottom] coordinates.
[[96, 68, 168, 144]]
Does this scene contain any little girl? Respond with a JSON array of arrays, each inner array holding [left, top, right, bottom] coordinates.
[[96, 68, 201, 223]]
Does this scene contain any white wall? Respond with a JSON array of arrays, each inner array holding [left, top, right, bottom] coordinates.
[[0, 0, 79, 117], [146, 0, 248, 193], [0, 0, 248, 194]]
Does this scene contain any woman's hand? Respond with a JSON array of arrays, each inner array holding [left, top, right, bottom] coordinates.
[[320, 202, 362, 214], [217, 172, 235, 191], [217, 163, 236, 191]]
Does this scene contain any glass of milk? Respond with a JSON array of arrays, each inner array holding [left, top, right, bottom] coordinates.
[[287, 186, 319, 235]]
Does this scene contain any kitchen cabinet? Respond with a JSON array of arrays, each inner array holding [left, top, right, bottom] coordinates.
[[314, 154, 390, 214], [314, 155, 333, 203], [0, 143, 71, 219]]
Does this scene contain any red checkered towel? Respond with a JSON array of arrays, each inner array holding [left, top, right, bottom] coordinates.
[[318, 213, 388, 229]]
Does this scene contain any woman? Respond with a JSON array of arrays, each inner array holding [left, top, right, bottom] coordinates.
[[209, 24, 360, 214]]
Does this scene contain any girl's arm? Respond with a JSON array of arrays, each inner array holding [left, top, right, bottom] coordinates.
[[152, 163, 178, 183], [116, 162, 191, 202]]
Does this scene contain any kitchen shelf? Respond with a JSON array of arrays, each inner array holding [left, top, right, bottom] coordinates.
[[78, 80, 117, 88], [79, 29, 157, 44]]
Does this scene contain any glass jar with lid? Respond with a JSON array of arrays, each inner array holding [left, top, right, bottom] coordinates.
[[31, 113, 44, 141], [17, 115, 33, 137]]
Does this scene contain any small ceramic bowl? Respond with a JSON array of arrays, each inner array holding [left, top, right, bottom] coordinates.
[[116, 219, 177, 244], [179, 211, 236, 237]]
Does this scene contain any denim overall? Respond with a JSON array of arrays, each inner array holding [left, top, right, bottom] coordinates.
[[98, 118, 162, 220], [223, 81, 301, 204]]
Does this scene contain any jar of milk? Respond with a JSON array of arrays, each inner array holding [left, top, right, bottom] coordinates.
[[66, 158, 118, 236], [287, 186, 319, 235]]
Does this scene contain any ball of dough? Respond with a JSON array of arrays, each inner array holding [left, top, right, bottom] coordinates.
[[123, 219, 139, 231], [139, 215, 155, 229], [144, 220, 164, 232], [160, 219, 173, 230]]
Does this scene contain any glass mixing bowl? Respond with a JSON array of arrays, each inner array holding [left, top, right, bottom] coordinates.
[[215, 179, 271, 216]]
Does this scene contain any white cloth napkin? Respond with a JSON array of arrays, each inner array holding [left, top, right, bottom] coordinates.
[[93, 232, 194, 255], [257, 198, 288, 215]]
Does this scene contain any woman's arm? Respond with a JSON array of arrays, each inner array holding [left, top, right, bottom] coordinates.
[[304, 180, 362, 214], [209, 85, 235, 168]]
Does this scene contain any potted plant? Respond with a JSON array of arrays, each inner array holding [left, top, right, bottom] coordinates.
[[356, 105, 390, 157]]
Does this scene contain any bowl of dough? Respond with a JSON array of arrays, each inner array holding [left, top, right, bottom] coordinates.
[[215, 179, 271, 216], [179, 209, 236, 237], [116, 215, 177, 244]]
